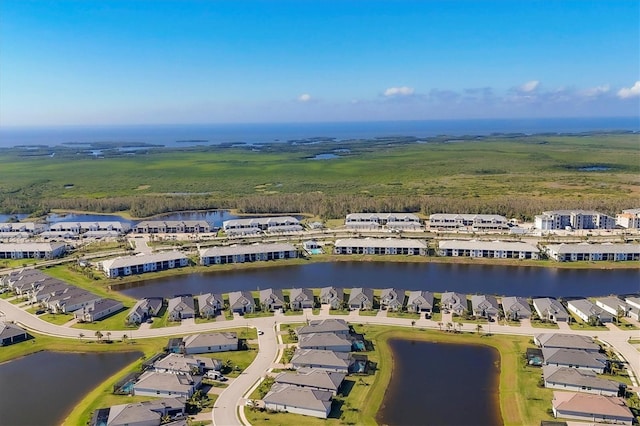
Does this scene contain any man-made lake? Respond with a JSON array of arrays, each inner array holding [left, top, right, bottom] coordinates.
[[45, 210, 240, 228], [119, 261, 639, 299], [0, 351, 141, 426], [377, 339, 502, 426]]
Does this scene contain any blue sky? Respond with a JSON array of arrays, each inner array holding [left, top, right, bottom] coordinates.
[[1, 0, 638, 126]]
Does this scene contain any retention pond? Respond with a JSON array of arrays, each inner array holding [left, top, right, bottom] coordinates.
[[0, 351, 141, 426], [377, 339, 502, 426], [118, 261, 639, 299]]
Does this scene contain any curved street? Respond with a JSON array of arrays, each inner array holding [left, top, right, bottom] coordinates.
[[1, 297, 638, 426]]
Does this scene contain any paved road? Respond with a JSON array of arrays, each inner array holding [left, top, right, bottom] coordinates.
[[1, 298, 638, 426]]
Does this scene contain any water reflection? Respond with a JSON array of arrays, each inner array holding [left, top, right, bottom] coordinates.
[[377, 339, 502, 426], [0, 351, 141, 426], [118, 261, 639, 299]]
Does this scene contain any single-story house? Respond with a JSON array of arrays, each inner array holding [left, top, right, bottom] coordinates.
[[101, 397, 186, 426], [625, 296, 640, 321], [289, 288, 315, 310], [319, 287, 344, 310], [543, 366, 623, 396], [379, 288, 405, 311], [567, 299, 614, 324], [44, 288, 102, 314], [228, 291, 255, 314], [501, 296, 532, 320], [296, 319, 350, 336], [259, 288, 286, 312], [74, 298, 124, 322], [196, 293, 223, 318], [532, 298, 570, 323], [471, 294, 501, 320], [406, 290, 434, 314], [347, 287, 374, 310], [263, 384, 333, 419], [595, 296, 633, 320], [274, 368, 346, 395], [534, 334, 600, 353], [440, 292, 468, 315], [0, 321, 29, 346], [551, 391, 633, 425], [182, 332, 238, 354], [167, 296, 195, 321], [291, 349, 355, 373], [152, 353, 217, 375], [126, 297, 164, 325], [133, 371, 201, 399], [298, 333, 353, 352], [542, 348, 607, 374]]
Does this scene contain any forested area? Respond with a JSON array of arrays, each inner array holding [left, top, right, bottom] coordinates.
[[0, 192, 627, 221]]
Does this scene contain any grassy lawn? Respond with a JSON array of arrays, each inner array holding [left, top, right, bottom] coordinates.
[[279, 323, 304, 344], [452, 316, 489, 324], [567, 313, 608, 331], [386, 311, 420, 320], [283, 309, 304, 316], [329, 309, 350, 315], [246, 326, 553, 426], [40, 312, 75, 325], [199, 346, 259, 378], [616, 319, 639, 330], [358, 310, 378, 316], [0, 291, 15, 299], [530, 320, 560, 329], [73, 309, 139, 331], [244, 311, 275, 319]]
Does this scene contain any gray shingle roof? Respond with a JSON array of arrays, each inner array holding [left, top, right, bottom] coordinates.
[[543, 366, 620, 392], [297, 319, 349, 335], [263, 384, 332, 412]]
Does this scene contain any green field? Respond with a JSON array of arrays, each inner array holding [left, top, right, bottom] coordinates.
[[1, 133, 637, 218]]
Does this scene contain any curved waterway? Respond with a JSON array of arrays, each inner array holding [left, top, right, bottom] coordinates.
[[119, 261, 639, 299], [0, 351, 141, 426], [377, 339, 502, 426]]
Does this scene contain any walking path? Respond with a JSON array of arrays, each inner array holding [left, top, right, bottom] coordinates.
[[1, 297, 638, 426]]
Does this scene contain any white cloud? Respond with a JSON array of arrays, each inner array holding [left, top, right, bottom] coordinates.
[[617, 81, 640, 99], [581, 84, 610, 97], [519, 80, 539, 93], [384, 86, 415, 97], [297, 93, 312, 102]]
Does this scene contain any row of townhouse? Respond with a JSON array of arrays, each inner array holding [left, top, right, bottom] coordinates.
[[133, 220, 210, 234], [544, 242, 640, 262], [616, 208, 640, 229], [0, 242, 67, 259], [438, 240, 540, 259], [344, 213, 422, 231], [532, 333, 633, 424], [1, 269, 122, 322], [222, 216, 303, 237], [199, 242, 298, 265], [101, 251, 190, 278], [101, 243, 299, 279], [334, 238, 427, 255]]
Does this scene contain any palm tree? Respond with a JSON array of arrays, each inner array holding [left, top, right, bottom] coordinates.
[[78, 332, 84, 342], [437, 322, 443, 331], [106, 331, 111, 342], [476, 324, 483, 334], [456, 322, 462, 333], [95, 330, 103, 343], [411, 320, 416, 328], [446, 322, 453, 332], [122, 334, 128, 344]]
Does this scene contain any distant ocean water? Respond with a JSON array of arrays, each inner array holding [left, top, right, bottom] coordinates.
[[0, 117, 637, 148]]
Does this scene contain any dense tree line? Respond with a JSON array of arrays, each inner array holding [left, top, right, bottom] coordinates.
[[0, 193, 625, 221]]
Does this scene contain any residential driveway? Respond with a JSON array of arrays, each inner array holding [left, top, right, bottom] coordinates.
[[376, 309, 388, 318], [181, 318, 196, 327], [519, 318, 532, 328], [320, 304, 331, 315], [557, 321, 571, 330]]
